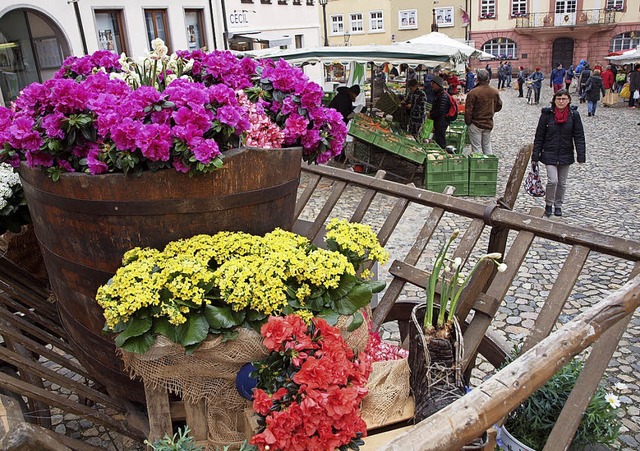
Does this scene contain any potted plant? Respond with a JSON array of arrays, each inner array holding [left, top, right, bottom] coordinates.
[[500, 356, 622, 450], [0, 39, 348, 404], [409, 230, 505, 425]]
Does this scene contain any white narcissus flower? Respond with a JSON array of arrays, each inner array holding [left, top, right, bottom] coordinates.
[[485, 252, 502, 260], [165, 73, 177, 85], [497, 263, 508, 272], [605, 392, 621, 409], [151, 38, 165, 52], [453, 257, 462, 269]]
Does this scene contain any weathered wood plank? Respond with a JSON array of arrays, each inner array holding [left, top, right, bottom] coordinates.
[[144, 384, 173, 444], [350, 170, 387, 223], [379, 273, 640, 451], [0, 293, 66, 339], [293, 172, 320, 221], [522, 244, 590, 353], [184, 399, 208, 442], [301, 180, 348, 242]]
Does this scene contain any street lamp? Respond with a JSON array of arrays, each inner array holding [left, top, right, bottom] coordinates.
[[344, 30, 350, 46], [319, 0, 329, 47]]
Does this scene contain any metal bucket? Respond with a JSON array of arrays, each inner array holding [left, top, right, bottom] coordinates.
[[18, 146, 302, 404]]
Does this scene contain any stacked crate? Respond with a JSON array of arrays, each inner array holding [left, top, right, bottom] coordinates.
[[468, 154, 499, 196], [424, 154, 469, 196]]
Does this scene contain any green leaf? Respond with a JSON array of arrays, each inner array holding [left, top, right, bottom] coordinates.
[[317, 308, 340, 325], [114, 316, 152, 348], [305, 294, 326, 311], [369, 280, 387, 293], [328, 273, 358, 301], [152, 318, 181, 343], [176, 313, 209, 347], [203, 304, 244, 329], [347, 311, 364, 332], [334, 282, 372, 315], [119, 332, 156, 354]]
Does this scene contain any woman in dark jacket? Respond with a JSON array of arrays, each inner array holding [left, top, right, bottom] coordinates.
[[428, 75, 451, 149], [532, 89, 586, 217], [583, 69, 605, 116]]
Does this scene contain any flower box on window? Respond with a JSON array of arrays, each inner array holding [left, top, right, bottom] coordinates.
[[511, 12, 526, 17], [481, 13, 495, 19], [606, 5, 623, 11]]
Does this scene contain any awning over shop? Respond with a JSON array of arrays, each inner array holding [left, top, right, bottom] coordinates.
[[231, 32, 292, 48], [606, 47, 640, 65]]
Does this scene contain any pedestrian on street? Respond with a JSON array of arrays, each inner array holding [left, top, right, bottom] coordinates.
[[402, 79, 428, 136], [464, 66, 475, 93], [582, 69, 605, 116], [497, 62, 505, 90], [565, 65, 575, 91], [517, 66, 526, 97], [424, 65, 441, 106], [464, 69, 502, 155], [505, 62, 513, 87], [550, 63, 566, 93], [485, 64, 492, 83], [578, 63, 592, 103], [528, 67, 544, 104], [328, 84, 360, 162], [428, 75, 451, 149], [532, 89, 586, 217], [628, 64, 640, 108]]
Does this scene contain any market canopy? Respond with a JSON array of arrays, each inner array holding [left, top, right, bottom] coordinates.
[[236, 42, 465, 68], [605, 47, 640, 65], [404, 32, 494, 60]]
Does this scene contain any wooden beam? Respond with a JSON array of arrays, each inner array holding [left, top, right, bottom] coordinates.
[[379, 273, 640, 451]]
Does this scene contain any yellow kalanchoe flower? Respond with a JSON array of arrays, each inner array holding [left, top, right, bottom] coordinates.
[[325, 218, 389, 265]]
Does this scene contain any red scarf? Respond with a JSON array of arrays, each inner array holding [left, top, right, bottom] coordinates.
[[554, 107, 569, 124]]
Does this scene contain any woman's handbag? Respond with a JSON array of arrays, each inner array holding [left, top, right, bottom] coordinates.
[[620, 83, 631, 99], [524, 162, 545, 197]]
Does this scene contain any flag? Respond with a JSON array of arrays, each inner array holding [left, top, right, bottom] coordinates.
[[460, 7, 470, 27]]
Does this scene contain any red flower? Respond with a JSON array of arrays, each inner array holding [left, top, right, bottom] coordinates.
[[261, 315, 296, 351], [252, 389, 273, 416]]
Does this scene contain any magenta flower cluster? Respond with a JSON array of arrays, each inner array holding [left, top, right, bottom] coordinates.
[[0, 49, 347, 177]]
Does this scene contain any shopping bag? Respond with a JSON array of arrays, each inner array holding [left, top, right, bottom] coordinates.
[[634, 90, 640, 100], [514, 80, 520, 91], [620, 83, 630, 99], [603, 89, 618, 106], [524, 163, 545, 197]]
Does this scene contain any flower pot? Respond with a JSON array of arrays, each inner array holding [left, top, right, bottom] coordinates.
[[408, 303, 466, 422], [499, 425, 537, 451], [18, 146, 302, 405]]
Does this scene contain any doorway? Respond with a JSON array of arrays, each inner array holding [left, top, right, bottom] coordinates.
[[552, 37, 574, 70], [0, 8, 70, 106]]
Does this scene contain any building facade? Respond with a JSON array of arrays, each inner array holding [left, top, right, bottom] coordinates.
[[470, 0, 640, 73]]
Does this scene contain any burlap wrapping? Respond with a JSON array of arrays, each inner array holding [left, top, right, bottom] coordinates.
[[0, 224, 48, 281], [361, 358, 411, 428], [122, 310, 370, 448]]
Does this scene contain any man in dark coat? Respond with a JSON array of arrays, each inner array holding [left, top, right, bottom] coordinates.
[[464, 69, 502, 154], [328, 84, 361, 123], [582, 69, 605, 116], [428, 75, 451, 149]]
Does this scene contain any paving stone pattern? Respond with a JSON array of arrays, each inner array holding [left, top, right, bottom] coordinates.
[[56, 84, 639, 449]]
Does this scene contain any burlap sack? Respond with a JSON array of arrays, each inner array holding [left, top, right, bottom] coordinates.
[[361, 358, 411, 429], [122, 310, 370, 448]]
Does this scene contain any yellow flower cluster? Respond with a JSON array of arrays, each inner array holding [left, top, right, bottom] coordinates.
[[325, 218, 389, 266], [97, 222, 386, 331]]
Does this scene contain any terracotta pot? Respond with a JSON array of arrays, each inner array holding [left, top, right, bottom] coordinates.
[[18, 146, 302, 405]]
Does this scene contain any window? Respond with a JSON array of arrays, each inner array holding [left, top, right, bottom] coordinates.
[[144, 9, 169, 49], [295, 34, 303, 48], [610, 31, 640, 51], [370, 11, 384, 32], [399, 10, 418, 29], [511, 0, 527, 16], [241, 0, 254, 3], [480, 0, 496, 18], [435, 7, 454, 27], [185, 10, 205, 50], [278, 0, 288, 4], [330, 15, 344, 34], [606, 0, 624, 10], [306, 0, 315, 5], [261, 0, 272, 4], [350, 13, 364, 33], [482, 37, 518, 59], [94, 10, 127, 54], [293, 0, 302, 4]]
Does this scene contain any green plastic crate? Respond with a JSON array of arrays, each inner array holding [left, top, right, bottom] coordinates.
[[426, 180, 469, 196], [447, 155, 469, 182], [468, 181, 497, 197], [469, 154, 499, 182], [373, 134, 426, 164]]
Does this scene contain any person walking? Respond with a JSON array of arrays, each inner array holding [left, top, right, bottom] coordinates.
[[328, 84, 360, 162], [464, 66, 475, 93], [528, 67, 544, 104], [505, 62, 513, 88], [532, 89, 586, 217], [565, 65, 575, 91], [578, 63, 592, 103], [601, 65, 615, 107], [550, 63, 566, 93], [628, 64, 640, 108], [428, 75, 451, 149], [402, 79, 428, 136], [517, 66, 526, 97], [583, 69, 605, 116], [464, 69, 502, 155], [485, 64, 492, 83], [497, 62, 505, 90]]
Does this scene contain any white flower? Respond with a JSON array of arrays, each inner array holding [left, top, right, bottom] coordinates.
[[614, 382, 628, 391], [605, 392, 621, 409], [497, 263, 508, 272], [165, 73, 177, 85], [484, 252, 502, 260], [453, 257, 462, 269], [151, 38, 165, 52]]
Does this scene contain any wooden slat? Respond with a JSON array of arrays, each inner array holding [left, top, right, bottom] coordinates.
[[145, 384, 173, 444], [461, 208, 542, 371], [379, 273, 640, 451], [0, 345, 121, 411], [302, 180, 348, 242], [350, 170, 387, 223], [0, 300, 72, 355], [293, 172, 321, 221], [371, 186, 454, 330], [543, 261, 640, 451], [0, 293, 66, 339], [0, 319, 93, 380], [0, 371, 137, 438], [522, 244, 591, 353], [0, 258, 51, 302], [184, 399, 208, 442]]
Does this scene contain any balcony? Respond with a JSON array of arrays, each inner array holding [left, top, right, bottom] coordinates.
[[514, 8, 617, 37]]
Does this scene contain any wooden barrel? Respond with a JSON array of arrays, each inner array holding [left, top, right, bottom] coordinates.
[[18, 147, 302, 405]]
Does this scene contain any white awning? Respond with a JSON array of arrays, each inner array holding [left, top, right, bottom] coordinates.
[[231, 32, 292, 48]]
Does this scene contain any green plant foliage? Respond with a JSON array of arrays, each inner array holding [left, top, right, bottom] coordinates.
[[504, 354, 621, 450], [144, 426, 203, 451]]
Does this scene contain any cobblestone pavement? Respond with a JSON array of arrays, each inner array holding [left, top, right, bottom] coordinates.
[[55, 84, 639, 449]]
